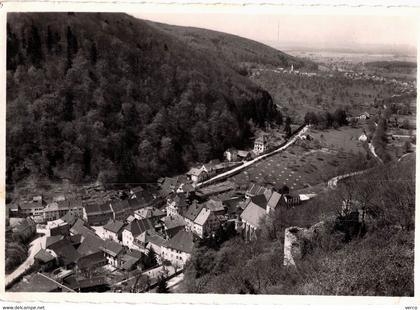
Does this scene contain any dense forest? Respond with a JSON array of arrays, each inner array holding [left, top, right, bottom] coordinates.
[[6, 13, 288, 188]]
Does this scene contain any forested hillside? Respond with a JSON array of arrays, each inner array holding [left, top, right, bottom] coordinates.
[[6, 12, 283, 187], [147, 21, 317, 72]]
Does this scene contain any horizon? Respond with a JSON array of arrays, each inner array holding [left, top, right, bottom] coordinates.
[[131, 12, 417, 55]]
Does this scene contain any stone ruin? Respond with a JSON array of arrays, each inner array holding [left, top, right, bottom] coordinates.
[[283, 221, 326, 267]]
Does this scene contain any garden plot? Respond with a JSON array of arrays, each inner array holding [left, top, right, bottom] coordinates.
[[230, 144, 357, 191]]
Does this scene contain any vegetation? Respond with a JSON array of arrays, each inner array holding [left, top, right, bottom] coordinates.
[[182, 158, 414, 295], [6, 13, 283, 189]]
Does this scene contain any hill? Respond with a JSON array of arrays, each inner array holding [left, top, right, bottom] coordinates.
[[6, 12, 283, 188], [147, 21, 317, 72]]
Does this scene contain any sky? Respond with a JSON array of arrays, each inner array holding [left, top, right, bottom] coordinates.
[[132, 12, 417, 53]]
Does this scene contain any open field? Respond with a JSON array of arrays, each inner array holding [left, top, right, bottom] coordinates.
[[308, 127, 366, 153], [227, 127, 369, 192]]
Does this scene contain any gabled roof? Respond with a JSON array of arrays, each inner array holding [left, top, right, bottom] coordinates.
[[205, 199, 225, 213], [183, 201, 204, 222], [163, 216, 186, 230], [77, 233, 105, 257], [135, 207, 165, 220], [194, 208, 211, 226], [46, 235, 65, 248], [100, 239, 123, 257], [240, 200, 266, 228], [48, 239, 80, 265], [163, 230, 194, 254], [70, 219, 96, 239], [84, 202, 112, 215], [187, 167, 205, 177], [18, 200, 44, 210], [246, 183, 269, 197], [136, 230, 166, 247], [267, 191, 282, 210], [250, 194, 268, 209], [103, 220, 125, 233], [60, 211, 79, 226], [120, 254, 141, 270], [124, 218, 154, 237], [237, 150, 250, 157], [110, 200, 130, 213], [34, 249, 55, 263]]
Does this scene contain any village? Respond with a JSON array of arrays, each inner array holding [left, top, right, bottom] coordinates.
[[6, 120, 338, 293], [6, 96, 417, 293]]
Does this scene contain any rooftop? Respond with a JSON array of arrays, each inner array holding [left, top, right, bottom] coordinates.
[[163, 230, 195, 254], [103, 220, 125, 233]]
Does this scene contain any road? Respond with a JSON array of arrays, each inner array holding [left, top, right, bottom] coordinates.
[[197, 125, 309, 188], [5, 234, 47, 287]]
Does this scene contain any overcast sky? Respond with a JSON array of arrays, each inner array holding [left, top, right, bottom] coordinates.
[[132, 12, 417, 52]]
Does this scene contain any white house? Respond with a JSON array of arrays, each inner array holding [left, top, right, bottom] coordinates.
[[122, 218, 154, 250], [160, 230, 194, 269]]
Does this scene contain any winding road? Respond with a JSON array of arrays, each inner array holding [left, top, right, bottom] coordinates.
[[5, 233, 47, 287], [197, 125, 310, 188]]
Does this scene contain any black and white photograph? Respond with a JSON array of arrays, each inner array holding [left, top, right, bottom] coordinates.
[[3, 4, 417, 298]]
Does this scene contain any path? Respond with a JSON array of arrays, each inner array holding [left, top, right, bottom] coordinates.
[[197, 125, 309, 188], [6, 234, 47, 287]]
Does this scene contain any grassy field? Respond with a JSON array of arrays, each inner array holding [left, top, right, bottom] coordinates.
[[307, 127, 366, 153], [229, 127, 368, 192]]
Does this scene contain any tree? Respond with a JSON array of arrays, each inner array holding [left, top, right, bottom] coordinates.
[[284, 116, 292, 138], [156, 276, 170, 293]]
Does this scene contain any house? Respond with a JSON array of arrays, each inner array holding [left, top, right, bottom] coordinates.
[[176, 182, 195, 195], [122, 218, 154, 250], [192, 207, 221, 238], [224, 148, 238, 162], [160, 176, 189, 197], [135, 230, 166, 258], [11, 217, 36, 242], [100, 239, 124, 267], [34, 249, 57, 272], [266, 191, 282, 214], [279, 194, 301, 208], [201, 163, 217, 177], [102, 220, 125, 242], [186, 167, 208, 183], [204, 199, 226, 216], [237, 150, 251, 161], [183, 201, 204, 232], [47, 239, 80, 269], [119, 249, 143, 271], [166, 193, 190, 218], [83, 202, 113, 226], [45, 219, 70, 237], [134, 206, 166, 223], [253, 136, 267, 155], [70, 218, 96, 239], [77, 251, 107, 275], [240, 195, 268, 241], [42, 198, 84, 222], [160, 230, 194, 268], [17, 197, 46, 217], [110, 200, 132, 221]]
